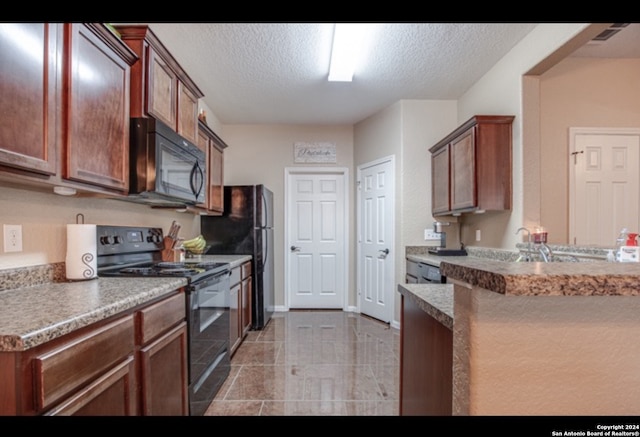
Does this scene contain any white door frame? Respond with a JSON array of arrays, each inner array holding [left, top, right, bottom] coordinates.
[[284, 166, 349, 311], [356, 155, 395, 324], [569, 127, 640, 244]]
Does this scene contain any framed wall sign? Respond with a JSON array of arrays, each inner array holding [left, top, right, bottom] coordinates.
[[294, 142, 336, 163]]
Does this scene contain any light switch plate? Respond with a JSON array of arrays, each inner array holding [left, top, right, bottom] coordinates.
[[4, 224, 23, 252]]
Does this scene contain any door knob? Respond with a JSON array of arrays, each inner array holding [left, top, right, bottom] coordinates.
[[378, 248, 389, 258], [290, 245, 300, 252]]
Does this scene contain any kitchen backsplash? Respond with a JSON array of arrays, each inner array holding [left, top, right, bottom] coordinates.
[[0, 263, 66, 292]]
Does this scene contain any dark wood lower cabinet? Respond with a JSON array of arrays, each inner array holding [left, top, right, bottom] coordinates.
[[0, 290, 188, 416], [44, 357, 136, 416], [399, 294, 453, 416], [139, 322, 188, 416]]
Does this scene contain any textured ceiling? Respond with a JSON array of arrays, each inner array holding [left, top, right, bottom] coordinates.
[[142, 22, 639, 126]]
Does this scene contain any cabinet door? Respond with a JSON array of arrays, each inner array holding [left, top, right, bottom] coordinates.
[[139, 322, 189, 416], [207, 143, 224, 213], [64, 23, 130, 192], [44, 356, 136, 416], [241, 275, 252, 337], [450, 128, 476, 211], [33, 315, 135, 413], [229, 282, 241, 356], [400, 295, 452, 416], [147, 46, 177, 130], [431, 145, 450, 214], [178, 82, 199, 144], [0, 23, 59, 175]]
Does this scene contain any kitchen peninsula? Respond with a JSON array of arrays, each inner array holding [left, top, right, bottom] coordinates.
[[398, 250, 640, 416]]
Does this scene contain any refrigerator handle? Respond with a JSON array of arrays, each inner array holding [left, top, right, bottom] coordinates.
[[263, 228, 269, 268]]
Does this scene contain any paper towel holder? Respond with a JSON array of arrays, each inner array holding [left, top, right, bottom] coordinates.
[[65, 213, 98, 281]]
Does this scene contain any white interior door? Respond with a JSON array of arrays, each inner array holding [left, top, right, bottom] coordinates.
[[286, 168, 348, 309], [570, 128, 640, 246], [357, 156, 395, 324]]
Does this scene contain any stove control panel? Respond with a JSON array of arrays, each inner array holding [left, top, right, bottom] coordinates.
[[97, 225, 164, 255]]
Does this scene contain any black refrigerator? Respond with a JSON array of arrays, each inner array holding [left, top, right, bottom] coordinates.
[[201, 185, 274, 330]]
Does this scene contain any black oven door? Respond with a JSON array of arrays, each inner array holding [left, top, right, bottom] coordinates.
[[187, 271, 231, 415]]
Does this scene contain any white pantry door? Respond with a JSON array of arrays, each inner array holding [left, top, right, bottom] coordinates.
[[286, 168, 348, 309], [570, 128, 640, 246], [357, 156, 394, 324]]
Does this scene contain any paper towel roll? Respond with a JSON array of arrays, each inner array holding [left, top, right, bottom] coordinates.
[[65, 224, 97, 280]]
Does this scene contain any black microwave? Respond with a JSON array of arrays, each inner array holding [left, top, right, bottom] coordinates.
[[127, 117, 206, 207]]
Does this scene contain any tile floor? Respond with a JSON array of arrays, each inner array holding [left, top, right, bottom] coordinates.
[[204, 309, 400, 416]]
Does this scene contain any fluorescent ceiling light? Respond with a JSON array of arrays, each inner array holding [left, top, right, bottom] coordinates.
[[328, 23, 367, 82]]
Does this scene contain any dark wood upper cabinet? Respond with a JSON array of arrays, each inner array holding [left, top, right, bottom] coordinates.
[[0, 23, 60, 175], [0, 23, 137, 196], [63, 23, 136, 192], [429, 115, 514, 216], [197, 120, 227, 214], [114, 25, 204, 146]]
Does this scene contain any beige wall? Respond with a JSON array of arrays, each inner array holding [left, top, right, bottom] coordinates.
[[220, 124, 354, 310], [354, 100, 457, 324], [0, 186, 198, 269], [538, 57, 640, 243], [457, 23, 593, 250]]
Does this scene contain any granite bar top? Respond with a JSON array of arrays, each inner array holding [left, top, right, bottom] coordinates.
[[407, 245, 640, 296], [397, 283, 453, 330], [0, 254, 252, 352], [439, 257, 640, 296]]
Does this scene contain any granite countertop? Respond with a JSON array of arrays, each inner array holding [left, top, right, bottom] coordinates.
[[0, 254, 252, 353], [407, 246, 640, 296], [439, 257, 640, 296], [401, 246, 640, 331], [397, 283, 453, 330], [0, 277, 187, 352], [188, 254, 252, 269]]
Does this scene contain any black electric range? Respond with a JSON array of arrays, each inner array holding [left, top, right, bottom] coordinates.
[[95, 225, 229, 282], [95, 225, 232, 416]]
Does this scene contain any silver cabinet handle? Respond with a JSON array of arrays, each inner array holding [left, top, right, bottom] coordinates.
[[290, 245, 300, 252]]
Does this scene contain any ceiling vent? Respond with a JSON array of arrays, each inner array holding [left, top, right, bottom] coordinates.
[[592, 23, 629, 42]]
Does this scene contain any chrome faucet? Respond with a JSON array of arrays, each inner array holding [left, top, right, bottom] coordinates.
[[515, 227, 532, 261], [538, 243, 554, 262]]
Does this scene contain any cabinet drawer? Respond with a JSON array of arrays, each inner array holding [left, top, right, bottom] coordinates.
[[406, 259, 419, 278], [137, 292, 185, 345], [241, 261, 252, 279], [230, 266, 241, 286], [33, 315, 135, 411]]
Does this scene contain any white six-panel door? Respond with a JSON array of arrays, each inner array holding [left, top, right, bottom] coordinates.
[[570, 128, 640, 246], [286, 168, 347, 309], [357, 156, 394, 324]]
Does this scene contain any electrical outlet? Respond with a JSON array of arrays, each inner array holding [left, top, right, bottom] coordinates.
[[476, 229, 481, 241], [4, 224, 23, 253], [424, 229, 441, 241]]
